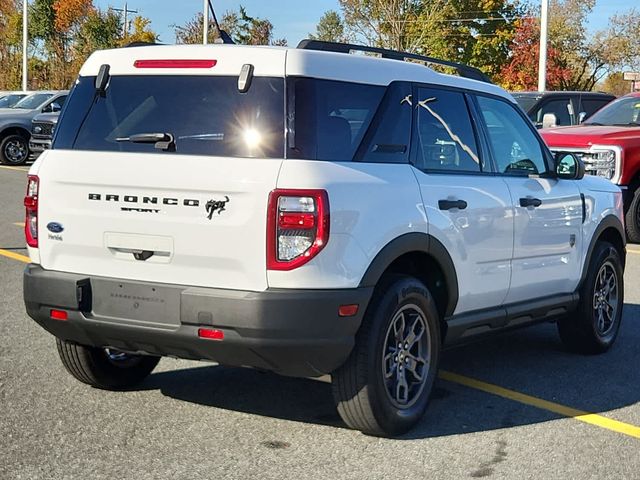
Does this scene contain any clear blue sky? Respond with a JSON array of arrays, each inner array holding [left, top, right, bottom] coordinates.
[[94, 0, 636, 45]]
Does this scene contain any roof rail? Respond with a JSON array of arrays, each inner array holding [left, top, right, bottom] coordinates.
[[297, 39, 493, 84], [123, 41, 161, 48]]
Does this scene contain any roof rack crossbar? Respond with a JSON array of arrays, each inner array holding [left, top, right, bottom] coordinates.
[[296, 39, 492, 84]]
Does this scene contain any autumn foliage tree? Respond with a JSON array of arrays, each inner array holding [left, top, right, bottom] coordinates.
[[499, 17, 572, 90], [0, 0, 156, 90]]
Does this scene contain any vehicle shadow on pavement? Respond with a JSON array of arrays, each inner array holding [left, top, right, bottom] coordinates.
[[139, 303, 640, 439]]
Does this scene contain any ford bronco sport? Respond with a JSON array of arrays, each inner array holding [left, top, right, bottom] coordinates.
[[23, 40, 626, 437]]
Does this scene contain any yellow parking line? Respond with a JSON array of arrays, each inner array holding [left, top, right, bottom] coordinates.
[[0, 240, 638, 438], [0, 165, 28, 172], [627, 249, 640, 255], [0, 248, 30, 263], [439, 370, 640, 439], [13, 222, 25, 227]]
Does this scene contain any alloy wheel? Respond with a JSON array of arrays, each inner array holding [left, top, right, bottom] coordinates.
[[592, 260, 619, 336], [381, 304, 431, 408]]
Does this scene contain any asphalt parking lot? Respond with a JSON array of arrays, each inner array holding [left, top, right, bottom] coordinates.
[[1, 165, 638, 479]]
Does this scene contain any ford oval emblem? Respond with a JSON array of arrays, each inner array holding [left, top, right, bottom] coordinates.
[[47, 222, 64, 233]]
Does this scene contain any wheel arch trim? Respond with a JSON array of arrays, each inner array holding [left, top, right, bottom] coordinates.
[[580, 215, 626, 289], [358, 232, 459, 317]]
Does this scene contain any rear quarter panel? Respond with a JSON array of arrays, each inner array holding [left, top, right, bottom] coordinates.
[[268, 161, 426, 289]]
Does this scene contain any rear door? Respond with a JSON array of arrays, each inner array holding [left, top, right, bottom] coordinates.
[[38, 71, 286, 292], [410, 85, 513, 315]]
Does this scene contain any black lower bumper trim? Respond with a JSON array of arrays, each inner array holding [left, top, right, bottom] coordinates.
[[24, 264, 373, 377]]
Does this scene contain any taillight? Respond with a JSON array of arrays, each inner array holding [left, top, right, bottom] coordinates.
[[267, 189, 329, 270], [133, 59, 217, 69], [24, 175, 39, 248]]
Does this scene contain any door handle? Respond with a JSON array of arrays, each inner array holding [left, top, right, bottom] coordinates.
[[438, 199, 468, 211], [519, 197, 542, 208]]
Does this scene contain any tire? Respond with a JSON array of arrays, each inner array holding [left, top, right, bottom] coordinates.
[[56, 339, 160, 390], [624, 188, 640, 243], [0, 134, 29, 165], [331, 275, 441, 437], [558, 241, 624, 354]]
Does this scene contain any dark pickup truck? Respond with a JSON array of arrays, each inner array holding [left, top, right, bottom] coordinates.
[[512, 91, 615, 129]]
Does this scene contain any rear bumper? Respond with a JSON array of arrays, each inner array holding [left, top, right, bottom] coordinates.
[[23, 264, 372, 377]]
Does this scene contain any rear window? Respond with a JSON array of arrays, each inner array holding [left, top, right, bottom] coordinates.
[[288, 78, 385, 161], [512, 94, 539, 114], [55, 75, 285, 158]]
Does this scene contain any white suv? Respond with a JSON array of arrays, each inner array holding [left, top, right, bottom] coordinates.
[[23, 40, 626, 437]]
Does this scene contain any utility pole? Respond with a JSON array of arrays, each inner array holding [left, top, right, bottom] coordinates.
[[538, 0, 549, 92], [203, 0, 209, 44], [22, 0, 28, 91], [111, 2, 138, 39]]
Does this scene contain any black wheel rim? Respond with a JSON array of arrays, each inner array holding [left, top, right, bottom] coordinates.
[[4, 138, 28, 164], [592, 260, 618, 336], [381, 304, 431, 408]]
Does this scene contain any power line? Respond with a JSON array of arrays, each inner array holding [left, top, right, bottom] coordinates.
[[110, 2, 138, 38]]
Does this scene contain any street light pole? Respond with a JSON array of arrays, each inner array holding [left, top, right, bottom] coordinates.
[[203, 0, 209, 44], [538, 0, 549, 92], [22, 0, 28, 91]]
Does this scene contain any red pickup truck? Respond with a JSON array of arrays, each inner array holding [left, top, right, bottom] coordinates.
[[541, 92, 640, 241]]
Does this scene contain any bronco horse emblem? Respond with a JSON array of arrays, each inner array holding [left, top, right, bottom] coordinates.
[[205, 196, 230, 219]]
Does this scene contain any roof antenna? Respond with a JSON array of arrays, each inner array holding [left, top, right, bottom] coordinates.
[[208, 0, 235, 44]]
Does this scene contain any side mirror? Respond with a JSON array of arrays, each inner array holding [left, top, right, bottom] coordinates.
[[50, 102, 61, 113], [578, 111, 587, 124], [556, 152, 585, 180], [542, 112, 557, 129]]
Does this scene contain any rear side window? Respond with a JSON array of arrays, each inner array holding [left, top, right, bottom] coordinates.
[[288, 78, 384, 161], [54, 75, 285, 158], [355, 82, 413, 164], [580, 98, 611, 118]]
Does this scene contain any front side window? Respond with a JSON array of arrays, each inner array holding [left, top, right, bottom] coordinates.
[[476, 95, 548, 176], [413, 87, 481, 173], [55, 75, 285, 158]]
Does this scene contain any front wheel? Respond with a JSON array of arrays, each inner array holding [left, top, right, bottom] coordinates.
[[331, 275, 441, 437], [0, 134, 29, 165], [558, 241, 624, 354], [624, 188, 640, 243], [56, 339, 160, 390]]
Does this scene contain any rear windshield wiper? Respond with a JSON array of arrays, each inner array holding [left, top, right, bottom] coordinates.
[[583, 122, 604, 126], [116, 132, 175, 151], [613, 122, 640, 127]]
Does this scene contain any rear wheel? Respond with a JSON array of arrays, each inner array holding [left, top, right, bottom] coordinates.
[[0, 134, 29, 165], [56, 339, 160, 390], [558, 241, 624, 354], [331, 275, 440, 437]]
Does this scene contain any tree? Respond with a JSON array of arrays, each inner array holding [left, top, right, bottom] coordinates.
[[338, 0, 422, 51], [599, 72, 634, 97], [310, 10, 346, 43], [123, 15, 157, 44], [499, 17, 572, 90], [0, 0, 24, 89], [337, 0, 522, 80], [547, 1, 640, 90], [174, 5, 282, 46]]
